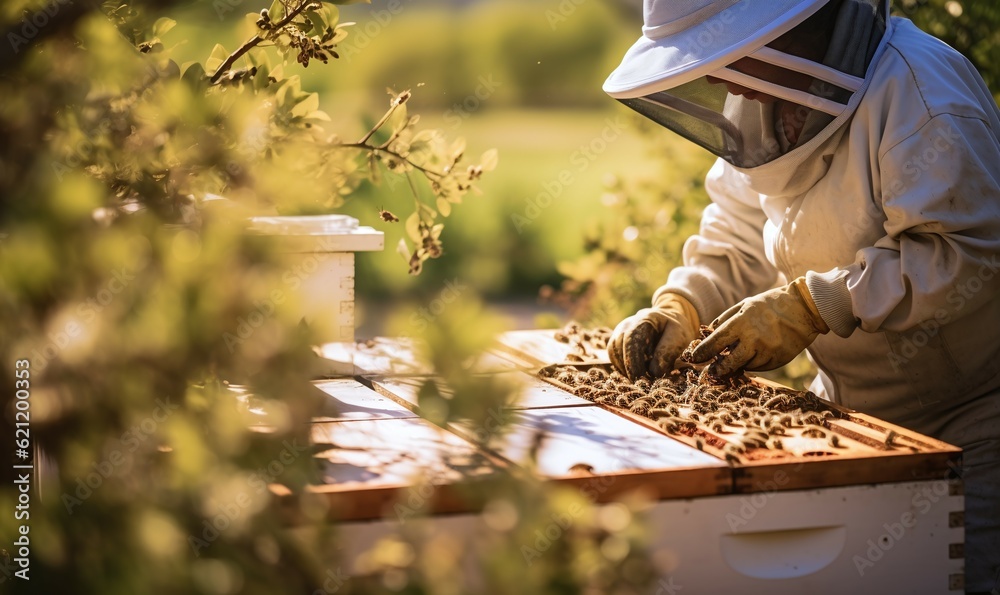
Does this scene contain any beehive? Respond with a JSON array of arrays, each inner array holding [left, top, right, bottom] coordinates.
[[248, 215, 383, 344], [273, 329, 964, 593]]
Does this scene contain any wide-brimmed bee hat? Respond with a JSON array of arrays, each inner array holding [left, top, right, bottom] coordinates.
[[605, 0, 886, 168]]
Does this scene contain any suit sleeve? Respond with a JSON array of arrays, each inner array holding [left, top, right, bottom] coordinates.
[[660, 158, 779, 323], [807, 113, 1000, 336]]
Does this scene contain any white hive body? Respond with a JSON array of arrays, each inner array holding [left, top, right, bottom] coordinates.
[[248, 214, 384, 344]]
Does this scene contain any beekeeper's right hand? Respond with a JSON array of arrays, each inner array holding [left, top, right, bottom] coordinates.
[[608, 292, 700, 380]]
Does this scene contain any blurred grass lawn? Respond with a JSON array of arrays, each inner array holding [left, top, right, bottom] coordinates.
[[342, 106, 666, 297]]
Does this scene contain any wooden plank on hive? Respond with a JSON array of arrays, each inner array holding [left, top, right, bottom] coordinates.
[[494, 329, 610, 368], [731, 448, 960, 493], [449, 405, 731, 500], [312, 378, 417, 422], [368, 371, 592, 411], [315, 336, 520, 377], [290, 418, 506, 523], [311, 419, 498, 487]]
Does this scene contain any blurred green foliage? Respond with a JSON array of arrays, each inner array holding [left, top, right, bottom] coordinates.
[[0, 0, 658, 593], [161, 0, 645, 300]]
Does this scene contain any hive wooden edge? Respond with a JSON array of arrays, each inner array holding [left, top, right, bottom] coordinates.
[[268, 463, 734, 526], [535, 372, 963, 492], [731, 449, 962, 494]]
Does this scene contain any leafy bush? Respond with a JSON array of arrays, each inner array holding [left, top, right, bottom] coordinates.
[[0, 1, 659, 593]]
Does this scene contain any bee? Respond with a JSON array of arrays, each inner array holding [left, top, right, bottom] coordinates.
[[378, 207, 400, 222], [802, 428, 826, 439], [658, 419, 680, 434], [587, 367, 609, 381], [615, 394, 634, 408], [724, 443, 745, 455], [884, 430, 899, 448]]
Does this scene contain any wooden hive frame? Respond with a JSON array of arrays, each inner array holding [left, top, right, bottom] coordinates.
[[496, 329, 962, 494]]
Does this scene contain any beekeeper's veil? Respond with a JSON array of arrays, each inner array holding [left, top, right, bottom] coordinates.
[[605, 0, 887, 169]]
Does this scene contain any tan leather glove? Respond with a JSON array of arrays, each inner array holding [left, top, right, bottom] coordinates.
[[609, 292, 700, 380], [689, 277, 830, 376]]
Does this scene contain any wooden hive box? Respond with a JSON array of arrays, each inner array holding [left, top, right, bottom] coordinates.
[[248, 214, 383, 344], [274, 331, 965, 593]]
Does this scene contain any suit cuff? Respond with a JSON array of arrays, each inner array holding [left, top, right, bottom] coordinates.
[[658, 269, 726, 327], [806, 268, 859, 338]]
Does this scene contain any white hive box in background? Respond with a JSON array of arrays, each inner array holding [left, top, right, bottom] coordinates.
[[248, 215, 383, 344]]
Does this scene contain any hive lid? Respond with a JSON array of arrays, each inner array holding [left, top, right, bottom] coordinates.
[[247, 214, 384, 253], [247, 214, 360, 235]]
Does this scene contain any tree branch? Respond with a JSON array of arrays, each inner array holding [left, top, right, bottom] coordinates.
[[357, 101, 400, 146], [339, 143, 446, 179], [208, 0, 319, 84]]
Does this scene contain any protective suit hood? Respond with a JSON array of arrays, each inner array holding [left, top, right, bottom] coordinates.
[[606, 0, 888, 181], [733, 0, 890, 198]]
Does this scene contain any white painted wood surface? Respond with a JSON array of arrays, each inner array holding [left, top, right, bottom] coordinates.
[[315, 336, 521, 377], [248, 214, 384, 344], [370, 372, 591, 410], [295, 480, 963, 594], [311, 418, 498, 489], [451, 405, 725, 479], [312, 378, 416, 422]]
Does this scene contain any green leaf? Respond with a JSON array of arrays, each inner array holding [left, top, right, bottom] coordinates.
[[327, 0, 370, 5], [152, 17, 176, 38], [417, 203, 437, 219], [269, 64, 286, 82], [308, 3, 340, 31], [449, 137, 466, 160], [436, 197, 451, 217], [306, 11, 327, 36], [267, 0, 286, 22], [304, 110, 331, 122], [480, 148, 499, 172], [405, 212, 420, 241], [181, 61, 207, 87], [396, 238, 410, 262], [291, 92, 320, 118], [386, 101, 408, 135], [330, 25, 351, 44], [247, 50, 270, 70], [205, 43, 228, 73]]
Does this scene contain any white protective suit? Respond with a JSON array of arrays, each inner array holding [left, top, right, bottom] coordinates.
[[659, 15, 1000, 592]]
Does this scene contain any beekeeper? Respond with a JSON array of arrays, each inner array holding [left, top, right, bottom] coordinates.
[[605, 0, 1000, 591]]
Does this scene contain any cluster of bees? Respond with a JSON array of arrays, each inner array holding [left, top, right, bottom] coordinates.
[[544, 322, 848, 460], [553, 322, 612, 363]]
